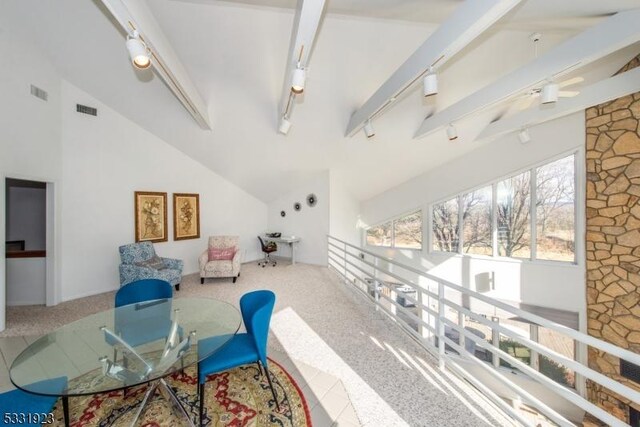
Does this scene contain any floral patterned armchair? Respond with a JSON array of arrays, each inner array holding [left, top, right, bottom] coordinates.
[[119, 242, 184, 291], [199, 236, 242, 284]]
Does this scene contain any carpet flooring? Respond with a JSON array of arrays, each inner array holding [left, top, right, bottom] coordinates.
[[2, 261, 514, 426]]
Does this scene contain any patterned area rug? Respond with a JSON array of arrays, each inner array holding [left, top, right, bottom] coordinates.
[[50, 359, 312, 426]]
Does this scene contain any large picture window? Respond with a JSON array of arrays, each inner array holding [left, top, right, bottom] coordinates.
[[462, 186, 492, 255], [366, 222, 392, 247], [430, 154, 576, 263], [497, 171, 531, 258], [535, 156, 575, 261], [366, 211, 422, 249], [432, 198, 459, 253]]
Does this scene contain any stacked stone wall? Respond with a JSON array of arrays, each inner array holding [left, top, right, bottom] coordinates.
[[585, 54, 640, 425]]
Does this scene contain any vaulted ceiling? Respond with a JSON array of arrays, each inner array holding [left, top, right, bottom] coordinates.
[[1, 0, 638, 202]]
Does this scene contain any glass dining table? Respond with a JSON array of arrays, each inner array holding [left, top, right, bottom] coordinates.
[[9, 297, 241, 427]]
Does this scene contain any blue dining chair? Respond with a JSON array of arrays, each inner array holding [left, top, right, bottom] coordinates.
[[0, 377, 67, 426], [197, 290, 278, 423], [109, 279, 174, 385], [115, 278, 173, 307]]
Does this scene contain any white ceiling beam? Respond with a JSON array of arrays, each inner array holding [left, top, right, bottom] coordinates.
[[415, 9, 640, 139], [477, 66, 640, 142], [278, 0, 327, 131], [344, 0, 523, 137], [100, 0, 211, 129]]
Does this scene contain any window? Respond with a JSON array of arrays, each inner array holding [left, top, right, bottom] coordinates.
[[432, 198, 459, 252], [536, 156, 575, 262], [366, 222, 392, 247], [394, 211, 422, 249], [430, 153, 577, 263], [462, 186, 492, 255], [366, 211, 423, 249], [497, 171, 531, 258]]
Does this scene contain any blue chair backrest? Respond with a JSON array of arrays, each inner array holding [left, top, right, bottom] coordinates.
[[240, 290, 275, 363], [115, 279, 173, 307], [119, 242, 156, 264]]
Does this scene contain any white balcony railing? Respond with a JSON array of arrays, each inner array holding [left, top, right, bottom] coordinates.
[[327, 235, 640, 427]]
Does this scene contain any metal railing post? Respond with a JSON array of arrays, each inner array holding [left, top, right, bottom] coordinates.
[[438, 281, 445, 369], [343, 242, 348, 279], [492, 316, 500, 368], [458, 310, 466, 353], [373, 258, 380, 311], [530, 324, 540, 371]]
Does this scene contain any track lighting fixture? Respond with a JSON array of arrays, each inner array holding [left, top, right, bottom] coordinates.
[[126, 31, 151, 70], [291, 66, 306, 94], [278, 117, 292, 134], [423, 68, 438, 97], [541, 82, 559, 104], [518, 128, 531, 144], [363, 120, 375, 139], [446, 124, 458, 141]]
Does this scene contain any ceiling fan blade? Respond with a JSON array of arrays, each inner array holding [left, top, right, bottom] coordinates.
[[559, 76, 584, 88], [559, 90, 580, 98]]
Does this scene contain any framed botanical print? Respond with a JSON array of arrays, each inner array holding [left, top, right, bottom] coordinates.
[[173, 193, 200, 241], [134, 191, 168, 243]]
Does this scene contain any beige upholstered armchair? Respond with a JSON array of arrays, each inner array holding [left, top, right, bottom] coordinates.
[[199, 236, 241, 284]]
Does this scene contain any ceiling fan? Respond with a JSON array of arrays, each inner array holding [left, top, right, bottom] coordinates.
[[512, 33, 584, 111]]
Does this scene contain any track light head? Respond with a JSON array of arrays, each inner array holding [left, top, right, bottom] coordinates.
[[446, 124, 458, 141], [541, 82, 559, 104], [363, 120, 375, 139], [518, 128, 531, 144], [278, 117, 292, 134], [126, 31, 151, 70], [423, 69, 438, 97], [291, 67, 306, 94]]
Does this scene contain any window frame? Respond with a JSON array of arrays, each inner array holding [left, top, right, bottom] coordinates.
[[428, 149, 580, 265], [364, 208, 423, 251]]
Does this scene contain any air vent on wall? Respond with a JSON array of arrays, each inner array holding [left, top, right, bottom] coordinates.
[[30, 84, 48, 101], [621, 359, 640, 384], [76, 104, 97, 116]]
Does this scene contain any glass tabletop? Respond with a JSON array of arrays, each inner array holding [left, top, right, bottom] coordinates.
[[9, 298, 241, 397]]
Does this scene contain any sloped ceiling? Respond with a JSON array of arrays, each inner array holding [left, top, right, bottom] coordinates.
[[0, 0, 637, 202]]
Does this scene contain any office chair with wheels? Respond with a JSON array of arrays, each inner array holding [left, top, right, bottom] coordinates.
[[197, 290, 279, 423], [258, 236, 277, 267]]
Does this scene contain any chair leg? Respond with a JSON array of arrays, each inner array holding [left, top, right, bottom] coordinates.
[[200, 278, 204, 284], [175, 283, 180, 291], [256, 361, 263, 377], [199, 382, 205, 425], [263, 364, 280, 411], [232, 277, 237, 284]]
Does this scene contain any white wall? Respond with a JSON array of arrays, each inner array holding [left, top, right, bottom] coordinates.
[[329, 170, 361, 246], [0, 33, 269, 324], [59, 81, 268, 300], [6, 186, 46, 250], [6, 258, 46, 306], [0, 31, 63, 328], [360, 113, 586, 315], [267, 171, 330, 266]]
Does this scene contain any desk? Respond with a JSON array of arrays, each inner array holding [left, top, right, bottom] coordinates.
[[263, 235, 301, 265], [10, 298, 241, 427]]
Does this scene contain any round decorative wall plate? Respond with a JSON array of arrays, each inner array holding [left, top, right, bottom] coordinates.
[[294, 202, 301, 211], [306, 193, 317, 207], [280, 210, 286, 217]]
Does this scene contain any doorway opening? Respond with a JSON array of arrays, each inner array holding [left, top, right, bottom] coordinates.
[[5, 178, 47, 306]]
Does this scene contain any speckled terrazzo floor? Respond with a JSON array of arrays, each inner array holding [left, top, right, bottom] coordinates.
[[1, 260, 516, 427]]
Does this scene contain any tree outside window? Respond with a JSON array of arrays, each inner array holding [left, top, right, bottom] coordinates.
[[536, 156, 575, 261], [462, 186, 492, 255], [366, 222, 392, 247], [394, 211, 422, 249], [432, 198, 459, 252]]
